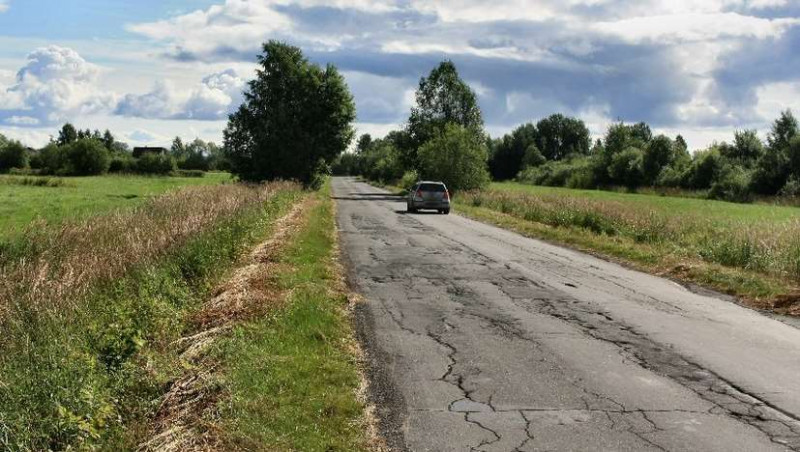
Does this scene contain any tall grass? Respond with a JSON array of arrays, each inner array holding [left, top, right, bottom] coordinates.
[[459, 189, 800, 283], [0, 181, 301, 450]]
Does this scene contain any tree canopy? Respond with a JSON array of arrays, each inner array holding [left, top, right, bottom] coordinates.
[[224, 41, 356, 186], [418, 123, 490, 192], [406, 61, 483, 169]]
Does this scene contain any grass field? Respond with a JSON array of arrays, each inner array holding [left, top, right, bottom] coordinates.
[[455, 182, 800, 314], [0, 173, 232, 236], [491, 182, 800, 224], [0, 180, 303, 450]]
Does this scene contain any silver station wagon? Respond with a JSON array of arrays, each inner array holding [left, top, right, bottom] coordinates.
[[407, 181, 451, 214]]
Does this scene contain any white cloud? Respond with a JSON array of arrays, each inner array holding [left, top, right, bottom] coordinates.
[[594, 13, 800, 44], [183, 69, 246, 119], [5, 115, 39, 126], [0, 1, 8, 13], [116, 80, 179, 119], [128, 1, 294, 59], [116, 69, 246, 120], [0, 46, 116, 125], [755, 81, 800, 124]]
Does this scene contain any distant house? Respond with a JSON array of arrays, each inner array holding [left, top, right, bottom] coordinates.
[[132, 147, 168, 158]]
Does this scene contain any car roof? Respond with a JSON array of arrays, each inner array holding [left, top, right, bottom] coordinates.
[[417, 181, 446, 186]]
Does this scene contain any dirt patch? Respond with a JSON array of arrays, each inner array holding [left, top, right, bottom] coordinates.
[[137, 197, 314, 452]]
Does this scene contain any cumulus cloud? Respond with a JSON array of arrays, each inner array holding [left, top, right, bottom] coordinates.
[[116, 69, 246, 120], [124, 0, 800, 139], [0, 46, 116, 126]]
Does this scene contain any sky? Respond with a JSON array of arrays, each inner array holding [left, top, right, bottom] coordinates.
[[0, 0, 798, 150]]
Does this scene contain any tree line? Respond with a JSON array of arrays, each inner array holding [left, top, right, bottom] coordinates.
[[334, 58, 800, 203], [0, 123, 228, 176]]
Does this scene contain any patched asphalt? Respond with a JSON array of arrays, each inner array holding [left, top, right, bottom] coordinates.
[[334, 177, 800, 452]]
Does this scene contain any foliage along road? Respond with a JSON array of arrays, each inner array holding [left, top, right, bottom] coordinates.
[[333, 177, 800, 452]]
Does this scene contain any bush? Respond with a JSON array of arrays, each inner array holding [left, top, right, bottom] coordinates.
[[608, 147, 644, 189], [178, 151, 210, 171], [780, 176, 800, 198], [566, 164, 596, 189], [308, 158, 331, 190], [656, 165, 685, 188], [135, 153, 176, 175], [0, 141, 29, 172], [684, 147, 724, 190], [38, 144, 68, 175], [108, 153, 135, 173], [331, 153, 361, 176], [418, 123, 490, 192], [400, 170, 420, 190], [362, 141, 404, 183], [708, 166, 753, 203], [65, 139, 111, 175]]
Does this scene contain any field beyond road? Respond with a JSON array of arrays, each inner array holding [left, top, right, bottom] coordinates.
[[455, 182, 800, 313], [0, 173, 232, 237]]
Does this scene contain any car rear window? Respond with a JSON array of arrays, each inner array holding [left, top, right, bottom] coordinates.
[[419, 183, 446, 192]]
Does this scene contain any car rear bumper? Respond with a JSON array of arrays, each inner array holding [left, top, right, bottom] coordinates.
[[409, 200, 450, 209]]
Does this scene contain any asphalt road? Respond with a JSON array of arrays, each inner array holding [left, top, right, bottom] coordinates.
[[333, 177, 800, 452]]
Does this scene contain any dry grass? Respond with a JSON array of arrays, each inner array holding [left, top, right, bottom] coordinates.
[[457, 188, 800, 311], [0, 181, 298, 330], [0, 181, 302, 451], [138, 197, 314, 452]]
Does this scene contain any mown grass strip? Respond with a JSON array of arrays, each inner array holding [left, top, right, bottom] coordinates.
[[0, 184, 303, 451], [216, 181, 368, 451]]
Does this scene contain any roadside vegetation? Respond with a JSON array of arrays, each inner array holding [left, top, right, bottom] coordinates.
[[456, 184, 800, 313], [216, 183, 368, 450], [0, 172, 231, 237], [0, 181, 302, 449]]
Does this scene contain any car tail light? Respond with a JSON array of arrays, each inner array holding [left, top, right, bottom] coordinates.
[[445, 190, 450, 201]]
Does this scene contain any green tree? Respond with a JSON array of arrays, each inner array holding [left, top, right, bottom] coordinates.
[[171, 137, 186, 159], [224, 41, 356, 186], [522, 143, 546, 168], [57, 123, 78, 146], [65, 139, 111, 175], [407, 61, 483, 169], [642, 135, 675, 184], [356, 134, 372, 154], [0, 141, 28, 172], [418, 123, 490, 192], [608, 147, 644, 189], [752, 112, 799, 194], [685, 147, 725, 190], [182, 139, 211, 171], [767, 110, 798, 152], [102, 130, 116, 151], [534, 114, 591, 161], [720, 130, 763, 168], [489, 123, 538, 180]]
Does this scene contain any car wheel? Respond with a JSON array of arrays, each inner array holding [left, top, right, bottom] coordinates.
[[444, 209, 450, 215]]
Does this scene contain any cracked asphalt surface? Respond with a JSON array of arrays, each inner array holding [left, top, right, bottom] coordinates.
[[333, 177, 800, 452]]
